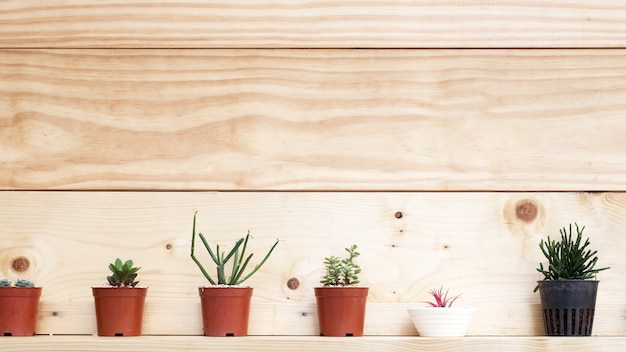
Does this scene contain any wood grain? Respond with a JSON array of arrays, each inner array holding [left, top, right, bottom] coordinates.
[[1, 191, 625, 335], [4, 336, 626, 352], [1, 1, 626, 48], [2, 49, 626, 191]]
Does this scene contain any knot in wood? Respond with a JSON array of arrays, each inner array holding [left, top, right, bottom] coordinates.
[[12, 257, 30, 272], [287, 277, 300, 290], [395, 211, 403, 219], [515, 200, 538, 222]]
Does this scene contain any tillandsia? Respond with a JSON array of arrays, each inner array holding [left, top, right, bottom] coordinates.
[[534, 223, 610, 292], [320, 244, 361, 286], [190, 211, 279, 286], [0, 279, 35, 287], [107, 258, 141, 287], [425, 286, 461, 307]]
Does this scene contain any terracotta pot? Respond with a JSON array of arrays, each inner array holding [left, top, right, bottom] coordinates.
[[92, 287, 148, 336], [0, 287, 42, 336], [314, 286, 368, 336], [198, 286, 252, 336]]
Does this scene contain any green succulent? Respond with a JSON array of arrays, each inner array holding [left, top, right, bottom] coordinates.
[[535, 223, 610, 292], [190, 211, 279, 286], [107, 258, 141, 287], [320, 244, 361, 286], [14, 279, 35, 287], [0, 279, 35, 287]]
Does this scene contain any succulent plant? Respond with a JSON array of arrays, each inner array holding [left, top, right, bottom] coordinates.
[[535, 223, 610, 292], [14, 279, 35, 288], [0, 279, 35, 287], [107, 258, 141, 287], [425, 286, 461, 307], [320, 244, 361, 286], [190, 211, 279, 286]]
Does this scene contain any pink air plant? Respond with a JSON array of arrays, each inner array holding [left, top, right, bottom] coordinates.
[[425, 286, 461, 307]]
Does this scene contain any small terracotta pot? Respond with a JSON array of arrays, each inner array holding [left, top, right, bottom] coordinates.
[[0, 287, 42, 336], [314, 286, 368, 336], [198, 286, 253, 336], [92, 287, 148, 336]]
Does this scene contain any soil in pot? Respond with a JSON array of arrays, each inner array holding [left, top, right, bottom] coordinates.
[[198, 286, 253, 336], [314, 286, 368, 336], [92, 287, 148, 336], [537, 280, 598, 336], [0, 287, 42, 336]]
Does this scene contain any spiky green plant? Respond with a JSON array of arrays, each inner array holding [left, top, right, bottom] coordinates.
[[534, 223, 610, 292], [320, 244, 361, 286], [107, 258, 141, 287], [425, 286, 461, 307], [0, 279, 11, 287], [190, 211, 279, 286]]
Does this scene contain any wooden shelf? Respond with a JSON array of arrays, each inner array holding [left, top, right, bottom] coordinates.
[[3, 336, 626, 352]]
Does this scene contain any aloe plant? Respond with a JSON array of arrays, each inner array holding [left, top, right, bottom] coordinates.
[[107, 258, 141, 287], [425, 286, 460, 307], [190, 211, 279, 286], [535, 223, 610, 292], [320, 244, 361, 286]]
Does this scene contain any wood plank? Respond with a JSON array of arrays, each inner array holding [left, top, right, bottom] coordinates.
[[1, 191, 625, 335], [3, 336, 626, 352], [33, 301, 623, 336], [2, 49, 626, 191], [1, 1, 626, 48]]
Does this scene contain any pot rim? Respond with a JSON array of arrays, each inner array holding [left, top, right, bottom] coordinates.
[[91, 285, 149, 289], [537, 279, 599, 283]]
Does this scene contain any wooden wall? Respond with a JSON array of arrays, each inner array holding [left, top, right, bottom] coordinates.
[[2, 1, 626, 351]]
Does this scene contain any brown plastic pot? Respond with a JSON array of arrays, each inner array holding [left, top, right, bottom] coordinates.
[[92, 287, 148, 336], [314, 286, 368, 336], [0, 287, 42, 336], [198, 286, 253, 336]]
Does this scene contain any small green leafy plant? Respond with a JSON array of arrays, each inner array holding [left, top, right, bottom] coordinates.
[[425, 286, 460, 307], [190, 211, 279, 286], [0, 279, 35, 287], [107, 258, 141, 287], [320, 244, 361, 286], [535, 223, 610, 292]]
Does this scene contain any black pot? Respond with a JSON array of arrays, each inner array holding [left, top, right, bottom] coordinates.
[[536, 280, 598, 336]]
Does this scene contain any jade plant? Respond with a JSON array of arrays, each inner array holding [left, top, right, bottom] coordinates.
[[107, 258, 141, 287], [190, 211, 279, 286], [425, 286, 460, 307], [534, 223, 610, 292], [0, 279, 35, 287], [320, 244, 361, 286]]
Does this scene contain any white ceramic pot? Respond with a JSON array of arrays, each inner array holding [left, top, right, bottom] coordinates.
[[406, 307, 477, 337]]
